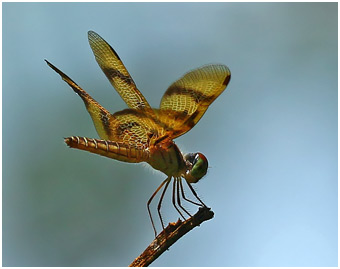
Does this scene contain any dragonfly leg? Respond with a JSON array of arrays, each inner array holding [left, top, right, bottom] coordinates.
[[176, 177, 192, 217], [171, 177, 186, 220], [184, 179, 208, 208], [179, 177, 203, 206], [157, 177, 172, 232], [147, 177, 169, 237]]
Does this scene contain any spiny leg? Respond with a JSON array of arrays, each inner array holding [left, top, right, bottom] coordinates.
[[172, 177, 186, 220], [156, 177, 172, 233], [185, 179, 208, 208], [176, 177, 192, 217], [147, 177, 169, 237], [179, 177, 202, 207]]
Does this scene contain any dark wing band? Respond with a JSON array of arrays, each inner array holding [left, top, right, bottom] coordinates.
[[88, 31, 151, 110], [159, 64, 231, 138], [46, 60, 164, 148]]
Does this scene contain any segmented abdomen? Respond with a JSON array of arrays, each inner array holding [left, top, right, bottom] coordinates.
[[65, 136, 149, 163]]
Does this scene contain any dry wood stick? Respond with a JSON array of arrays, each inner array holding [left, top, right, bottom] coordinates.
[[129, 207, 214, 267]]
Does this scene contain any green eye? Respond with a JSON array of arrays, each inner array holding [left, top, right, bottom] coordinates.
[[184, 153, 208, 183]]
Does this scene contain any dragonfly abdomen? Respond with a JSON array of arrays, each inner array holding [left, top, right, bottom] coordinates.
[[65, 136, 148, 163]]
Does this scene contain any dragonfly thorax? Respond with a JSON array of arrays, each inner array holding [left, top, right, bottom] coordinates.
[[147, 139, 209, 183], [147, 140, 187, 177]]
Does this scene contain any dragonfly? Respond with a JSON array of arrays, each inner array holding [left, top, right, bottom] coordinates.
[[45, 30, 231, 237]]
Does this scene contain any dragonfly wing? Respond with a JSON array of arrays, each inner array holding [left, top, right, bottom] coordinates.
[[46, 60, 163, 148], [45, 60, 112, 140], [107, 108, 166, 148], [88, 31, 151, 110], [70, 109, 166, 162], [159, 64, 231, 138]]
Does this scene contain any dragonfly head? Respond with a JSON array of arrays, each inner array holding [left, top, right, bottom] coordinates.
[[183, 153, 208, 183]]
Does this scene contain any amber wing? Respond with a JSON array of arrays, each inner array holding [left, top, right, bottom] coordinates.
[[106, 108, 166, 148], [46, 31, 230, 158], [45, 60, 113, 140], [45, 60, 166, 150], [88, 30, 151, 110], [159, 64, 231, 139]]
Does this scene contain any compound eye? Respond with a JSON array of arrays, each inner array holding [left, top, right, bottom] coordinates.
[[185, 153, 208, 183]]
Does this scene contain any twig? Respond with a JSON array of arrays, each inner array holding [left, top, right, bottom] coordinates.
[[129, 207, 214, 267]]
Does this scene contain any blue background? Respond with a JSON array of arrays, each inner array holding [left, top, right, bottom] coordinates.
[[3, 2, 337, 267]]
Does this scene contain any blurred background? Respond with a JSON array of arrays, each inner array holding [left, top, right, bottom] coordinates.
[[3, 2, 337, 267]]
